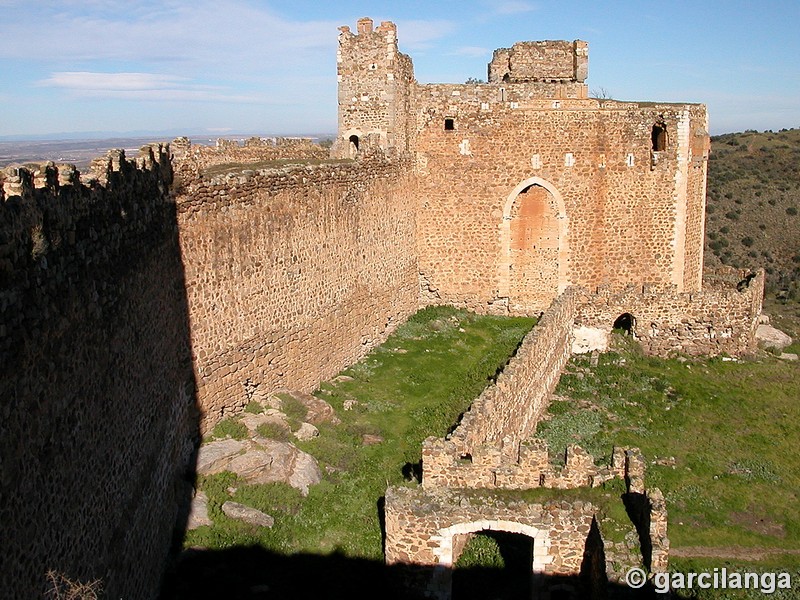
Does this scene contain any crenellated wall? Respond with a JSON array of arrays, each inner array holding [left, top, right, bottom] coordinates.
[[0, 147, 198, 599], [174, 157, 419, 431]]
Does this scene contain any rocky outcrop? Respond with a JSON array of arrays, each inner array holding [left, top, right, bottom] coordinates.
[[756, 324, 793, 350], [221, 501, 274, 528], [197, 438, 321, 496]]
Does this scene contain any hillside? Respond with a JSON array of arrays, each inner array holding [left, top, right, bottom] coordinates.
[[704, 128, 800, 297]]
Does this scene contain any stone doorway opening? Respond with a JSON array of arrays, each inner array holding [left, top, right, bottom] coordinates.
[[452, 530, 534, 599], [348, 134, 360, 158], [613, 312, 636, 335], [507, 184, 559, 311]]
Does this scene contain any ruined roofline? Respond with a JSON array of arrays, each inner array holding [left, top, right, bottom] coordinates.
[[488, 39, 589, 84]]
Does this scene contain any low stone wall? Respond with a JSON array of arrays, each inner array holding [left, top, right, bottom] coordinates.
[[421, 289, 576, 486], [423, 440, 644, 491], [0, 147, 197, 599], [574, 269, 764, 357]]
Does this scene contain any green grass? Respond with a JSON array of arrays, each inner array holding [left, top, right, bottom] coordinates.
[[185, 305, 536, 558], [209, 417, 248, 441], [537, 334, 800, 557]]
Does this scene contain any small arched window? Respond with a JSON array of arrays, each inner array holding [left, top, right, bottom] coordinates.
[[651, 123, 667, 151], [349, 134, 360, 151]]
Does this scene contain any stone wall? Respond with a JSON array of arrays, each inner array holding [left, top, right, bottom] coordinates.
[[384, 486, 600, 599], [488, 40, 589, 83], [574, 268, 765, 357], [334, 18, 415, 157], [0, 147, 197, 599], [421, 289, 576, 488], [413, 98, 709, 314], [174, 157, 418, 431], [171, 136, 329, 182]]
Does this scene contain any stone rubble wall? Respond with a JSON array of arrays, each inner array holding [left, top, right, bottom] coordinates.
[[171, 136, 329, 181], [0, 147, 197, 599], [421, 289, 577, 487], [412, 100, 709, 314], [384, 486, 598, 599], [423, 437, 646, 492], [575, 268, 765, 357], [488, 40, 589, 84], [174, 157, 419, 432]]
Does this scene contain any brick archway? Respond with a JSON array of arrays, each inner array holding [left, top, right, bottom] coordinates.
[[498, 178, 570, 312]]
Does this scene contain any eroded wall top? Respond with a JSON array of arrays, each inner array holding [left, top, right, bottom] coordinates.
[[488, 40, 588, 84]]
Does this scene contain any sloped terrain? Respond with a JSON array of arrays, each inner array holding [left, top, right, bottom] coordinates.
[[705, 128, 800, 297]]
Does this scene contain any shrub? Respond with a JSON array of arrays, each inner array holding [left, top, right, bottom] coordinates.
[[211, 418, 248, 440], [741, 237, 754, 247], [787, 206, 798, 216], [244, 400, 264, 414], [256, 421, 290, 441]]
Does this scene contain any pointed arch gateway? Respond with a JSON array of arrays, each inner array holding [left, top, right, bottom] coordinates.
[[498, 177, 570, 312]]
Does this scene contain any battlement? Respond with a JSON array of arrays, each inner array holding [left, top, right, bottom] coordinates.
[[488, 40, 589, 84], [1, 143, 171, 200], [422, 438, 647, 492]]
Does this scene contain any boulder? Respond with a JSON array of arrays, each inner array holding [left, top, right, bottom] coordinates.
[[293, 422, 319, 441], [196, 438, 246, 474], [227, 439, 322, 495], [240, 411, 290, 436], [282, 390, 341, 425], [756, 324, 793, 350], [187, 491, 212, 530], [221, 501, 274, 528]]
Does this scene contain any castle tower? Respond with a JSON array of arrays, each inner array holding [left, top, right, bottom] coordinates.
[[334, 18, 415, 158]]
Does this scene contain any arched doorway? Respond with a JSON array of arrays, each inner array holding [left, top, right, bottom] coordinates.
[[499, 178, 569, 313], [452, 530, 534, 599], [613, 313, 636, 335], [348, 134, 360, 158]]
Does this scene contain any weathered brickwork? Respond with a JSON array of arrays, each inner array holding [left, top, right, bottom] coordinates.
[[174, 158, 418, 431], [0, 147, 197, 599], [413, 100, 710, 314], [574, 268, 765, 357], [334, 18, 415, 158], [488, 40, 589, 85]]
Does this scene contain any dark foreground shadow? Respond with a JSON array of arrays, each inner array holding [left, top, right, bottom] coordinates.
[[160, 545, 657, 600]]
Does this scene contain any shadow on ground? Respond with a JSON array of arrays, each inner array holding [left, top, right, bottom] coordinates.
[[160, 545, 656, 600]]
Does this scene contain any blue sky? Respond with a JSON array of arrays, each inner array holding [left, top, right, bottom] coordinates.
[[1, 0, 798, 138]]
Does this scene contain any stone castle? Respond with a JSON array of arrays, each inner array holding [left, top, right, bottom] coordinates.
[[0, 17, 763, 599]]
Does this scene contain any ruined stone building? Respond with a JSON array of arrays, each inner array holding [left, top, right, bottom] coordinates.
[[0, 17, 763, 600]]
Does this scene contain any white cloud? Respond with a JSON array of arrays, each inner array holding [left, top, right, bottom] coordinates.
[[39, 71, 260, 102]]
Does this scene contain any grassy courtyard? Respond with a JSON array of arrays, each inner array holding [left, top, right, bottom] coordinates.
[[185, 306, 536, 559]]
